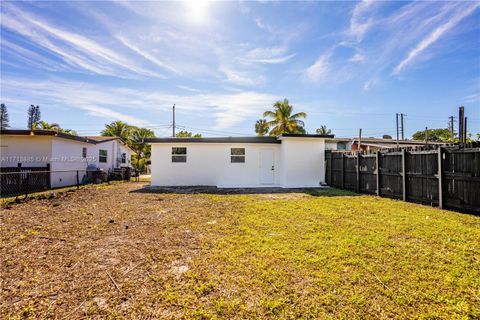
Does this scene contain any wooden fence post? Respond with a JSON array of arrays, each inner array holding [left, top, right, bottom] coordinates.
[[437, 147, 443, 209], [76, 170, 80, 189], [376, 151, 381, 196], [356, 152, 361, 193], [329, 152, 333, 186], [402, 149, 407, 201], [341, 153, 345, 189]]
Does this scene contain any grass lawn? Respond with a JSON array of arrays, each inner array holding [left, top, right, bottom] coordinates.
[[1, 183, 479, 319]]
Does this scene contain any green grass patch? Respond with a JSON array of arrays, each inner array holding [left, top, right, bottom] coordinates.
[[152, 194, 480, 319]]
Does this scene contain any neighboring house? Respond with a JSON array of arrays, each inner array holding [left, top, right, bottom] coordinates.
[[326, 137, 445, 152], [0, 130, 133, 188], [146, 134, 334, 188], [85, 136, 133, 171]]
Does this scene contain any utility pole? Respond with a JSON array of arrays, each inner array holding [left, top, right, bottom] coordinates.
[[459, 106, 464, 144], [464, 117, 468, 143], [449, 116, 455, 143], [424, 127, 428, 144], [396, 113, 399, 147], [400, 113, 405, 140], [358, 128, 362, 153], [172, 104, 176, 137]]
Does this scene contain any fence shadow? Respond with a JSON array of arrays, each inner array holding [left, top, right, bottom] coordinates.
[[130, 185, 359, 197]]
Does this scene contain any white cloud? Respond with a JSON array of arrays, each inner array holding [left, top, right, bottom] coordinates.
[[1, 76, 277, 130], [464, 93, 480, 104], [393, 2, 480, 75], [349, 0, 376, 42], [177, 85, 202, 93], [244, 47, 295, 64], [362, 78, 379, 92], [220, 66, 266, 86], [115, 34, 177, 75], [349, 52, 366, 63], [0, 2, 164, 78], [304, 52, 331, 83]]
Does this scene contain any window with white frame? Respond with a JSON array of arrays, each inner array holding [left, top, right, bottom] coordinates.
[[121, 153, 126, 163], [99, 149, 108, 163], [231, 148, 245, 163], [172, 147, 187, 162]]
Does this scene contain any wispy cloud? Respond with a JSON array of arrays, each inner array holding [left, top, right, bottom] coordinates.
[[243, 47, 295, 64], [1, 2, 164, 78], [1, 76, 277, 130], [349, 52, 366, 63], [393, 2, 480, 75], [220, 66, 266, 87], [115, 34, 177, 76], [348, 0, 376, 42], [304, 51, 331, 83]]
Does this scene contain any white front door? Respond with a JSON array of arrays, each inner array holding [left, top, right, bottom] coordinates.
[[260, 149, 275, 185]]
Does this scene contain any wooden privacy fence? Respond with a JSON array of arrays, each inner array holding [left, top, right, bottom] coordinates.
[[325, 146, 480, 214]]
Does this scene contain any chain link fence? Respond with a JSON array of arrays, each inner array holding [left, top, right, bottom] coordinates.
[[0, 167, 133, 198]]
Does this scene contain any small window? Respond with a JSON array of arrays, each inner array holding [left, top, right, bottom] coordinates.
[[231, 148, 245, 163], [99, 149, 108, 163], [121, 153, 126, 163], [172, 147, 187, 162], [82, 147, 87, 158]]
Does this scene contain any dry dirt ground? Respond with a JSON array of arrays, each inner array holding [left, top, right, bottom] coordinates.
[[1, 182, 479, 319]]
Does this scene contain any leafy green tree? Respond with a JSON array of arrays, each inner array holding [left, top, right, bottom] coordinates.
[[0, 104, 9, 130], [130, 127, 156, 171], [176, 130, 202, 138], [315, 125, 332, 135], [262, 99, 307, 136], [412, 128, 454, 142], [101, 121, 133, 140], [27, 105, 41, 130], [255, 119, 269, 136]]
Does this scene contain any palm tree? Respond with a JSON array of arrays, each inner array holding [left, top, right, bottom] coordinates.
[[32, 121, 77, 135], [315, 125, 332, 135], [254, 119, 269, 136], [263, 99, 307, 136], [36, 120, 60, 130], [130, 127, 155, 171], [101, 121, 132, 140]]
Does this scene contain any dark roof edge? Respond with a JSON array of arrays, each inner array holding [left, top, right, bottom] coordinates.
[[280, 134, 335, 138], [0, 130, 130, 146], [0, 129, 97, 144], [145, 137, 281, 144]]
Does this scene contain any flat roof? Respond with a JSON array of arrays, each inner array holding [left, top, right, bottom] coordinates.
[[145, 134, 334, 144], [144, 137, 281, 144], [0, 130, 130, 149], [279, 134, 334, 138]]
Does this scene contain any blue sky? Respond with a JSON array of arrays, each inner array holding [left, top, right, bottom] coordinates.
[[1, 0, 479, 138]]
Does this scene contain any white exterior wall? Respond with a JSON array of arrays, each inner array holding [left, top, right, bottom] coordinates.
[[151, 143, 281, 187], [0, 135, 52, 168], [50, 138, 91, 188], [279, 137, 326, 187], [92, 140, 132, 171]]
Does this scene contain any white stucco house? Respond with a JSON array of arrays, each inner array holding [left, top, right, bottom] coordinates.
[[0, 130, 133, 188], [146, 134, 334, 188]]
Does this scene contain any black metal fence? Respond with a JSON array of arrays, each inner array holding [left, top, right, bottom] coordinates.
[[0, 167, 133, 198], [326, 145, 480, 214]]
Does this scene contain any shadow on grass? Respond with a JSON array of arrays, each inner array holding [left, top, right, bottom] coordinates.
[[130, 185, 359, 197]]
